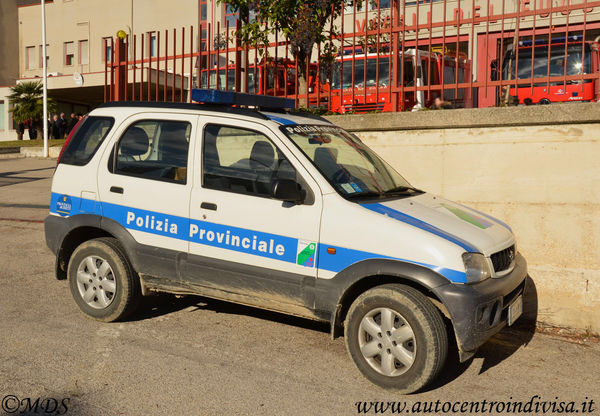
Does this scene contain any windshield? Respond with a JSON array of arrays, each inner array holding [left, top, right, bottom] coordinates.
[[332, 57, 390, 89], [331, 57, 416, 89], [503, 43, 592, 79], [200, 69, 237, 91], [282, 124, 417, 199]]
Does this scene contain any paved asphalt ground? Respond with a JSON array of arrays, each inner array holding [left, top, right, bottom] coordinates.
[[0, 157, 599, 416]]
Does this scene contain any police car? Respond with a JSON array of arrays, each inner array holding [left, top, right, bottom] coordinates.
[[45, 90, 527, 393]]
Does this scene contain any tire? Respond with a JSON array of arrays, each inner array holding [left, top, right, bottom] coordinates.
[[344, 284, 448, 393], [67, 237, 141, 322]]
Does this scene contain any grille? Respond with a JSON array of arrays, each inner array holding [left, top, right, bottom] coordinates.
[[342, 103, 385, 113], [491, 245, 515, 274]]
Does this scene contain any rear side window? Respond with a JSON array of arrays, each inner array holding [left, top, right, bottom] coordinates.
[[60, 116, 114, 165], [112, 120, 191, 184]]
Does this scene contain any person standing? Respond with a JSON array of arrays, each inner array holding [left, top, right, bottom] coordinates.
[[58, 113, 68, 139], [51, 114, 61, 140], [67, 113, 78, 135], [17, 122, 25, 141], [26, 119, 37, 140]]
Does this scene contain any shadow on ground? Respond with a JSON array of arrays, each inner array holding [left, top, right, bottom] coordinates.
[[128, 275, 538, 392], [129, 292, 330, 334]]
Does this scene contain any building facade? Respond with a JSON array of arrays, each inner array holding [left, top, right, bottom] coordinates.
[[2, 0, 600, 140]]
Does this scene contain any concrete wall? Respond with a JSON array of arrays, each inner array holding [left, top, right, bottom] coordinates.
[[325, 103, 600, 334]]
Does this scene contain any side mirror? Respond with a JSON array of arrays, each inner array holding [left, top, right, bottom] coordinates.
[[271, 179, 305, 204]]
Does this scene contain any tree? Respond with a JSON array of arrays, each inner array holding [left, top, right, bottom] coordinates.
[[220, 0, 354, 107], [8, 81, 56, 139]]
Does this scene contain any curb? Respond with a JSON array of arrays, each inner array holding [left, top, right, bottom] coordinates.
[[0, 146, 60, 159], [0, 147, 21, 155]]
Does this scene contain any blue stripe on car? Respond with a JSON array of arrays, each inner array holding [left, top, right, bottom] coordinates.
[[49, 193, 467, 283], [266, 115, 297, 125]]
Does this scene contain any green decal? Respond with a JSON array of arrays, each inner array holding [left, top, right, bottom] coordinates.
[[441, 203, 490, 229], [297, 242, 316, 266]]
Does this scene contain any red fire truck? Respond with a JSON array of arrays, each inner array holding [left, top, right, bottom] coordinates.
[[330, 48, 472, 113], [496, 36, 600, 104], [200, 58, 324, 103]]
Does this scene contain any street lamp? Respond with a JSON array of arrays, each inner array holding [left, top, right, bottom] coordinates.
[[41, 0, 48, 157]]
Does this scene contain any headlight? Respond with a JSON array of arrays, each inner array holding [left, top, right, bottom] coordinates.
[[462, 252, 492, 284]]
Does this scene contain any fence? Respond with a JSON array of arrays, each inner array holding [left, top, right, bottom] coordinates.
[[104, 0, 600, 112]]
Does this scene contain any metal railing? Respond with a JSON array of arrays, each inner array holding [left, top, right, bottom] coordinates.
[[105, 0, 600, 111]]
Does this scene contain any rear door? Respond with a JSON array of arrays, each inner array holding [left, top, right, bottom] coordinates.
[[186, 116, 323, 309], [97, 112, 197, 263]]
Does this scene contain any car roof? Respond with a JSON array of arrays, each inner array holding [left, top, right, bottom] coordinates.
[[93, 101, 333, 127]]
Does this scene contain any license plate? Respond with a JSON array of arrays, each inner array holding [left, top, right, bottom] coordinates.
[[508, 295, 523, 326]]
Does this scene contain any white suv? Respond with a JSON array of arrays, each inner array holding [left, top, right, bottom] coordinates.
[[45, 93, 527, 393]]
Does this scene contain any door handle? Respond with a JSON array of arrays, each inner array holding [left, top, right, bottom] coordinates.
[[200, 202, 217, 211], [110, 186, 124, 194]]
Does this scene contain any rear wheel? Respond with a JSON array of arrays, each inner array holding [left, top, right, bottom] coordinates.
[[68, 237, 140, 322], [345, 284, 447, 393]]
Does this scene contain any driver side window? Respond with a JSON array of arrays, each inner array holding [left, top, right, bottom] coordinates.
[[202, 124, 296, 197]]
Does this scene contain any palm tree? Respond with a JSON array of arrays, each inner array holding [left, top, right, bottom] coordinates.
[[8, 81, 56, 140]]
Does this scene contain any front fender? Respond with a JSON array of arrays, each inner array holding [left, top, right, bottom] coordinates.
[[313, 258, 452, 336]]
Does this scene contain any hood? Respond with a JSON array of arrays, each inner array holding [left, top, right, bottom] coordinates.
[[361, 193, 514, 256]]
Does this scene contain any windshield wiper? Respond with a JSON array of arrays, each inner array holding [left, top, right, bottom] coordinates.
[[345, 186, 423, 200], [345, 190, 384, 199], [384, 186, 423, 194]]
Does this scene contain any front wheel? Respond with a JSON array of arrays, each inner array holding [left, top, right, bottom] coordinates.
[[344, 284, 448, 393], [68, 237, 141, 322]]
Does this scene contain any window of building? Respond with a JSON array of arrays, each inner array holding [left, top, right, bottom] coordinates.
[[114, 120, 191, 184], [201, 2, 207, 21], [26, 46, 36, 69], [0, 101, 5, 131], [200, 29, 207, 51], [203, 125, 297, 198], [64, 41, 75, 66], [352, 0, 392, 12], [102, 37, 112, 62], [79, 40, 89, 65], [147, 32, 157, 57], [39, 44, 49, 68], [225, 4, 238, 28]]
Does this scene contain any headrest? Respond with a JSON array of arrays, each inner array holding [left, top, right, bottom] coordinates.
[[250, 141, 275, 168], [120, 127, 149, 157], [158, 123, 189, 164]]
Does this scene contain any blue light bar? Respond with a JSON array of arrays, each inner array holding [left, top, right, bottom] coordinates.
[[191, 89, 295, 109], [519, 35, 582, 47]]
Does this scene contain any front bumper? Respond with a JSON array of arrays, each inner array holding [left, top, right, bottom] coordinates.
[[433, 253, 528, 356]]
